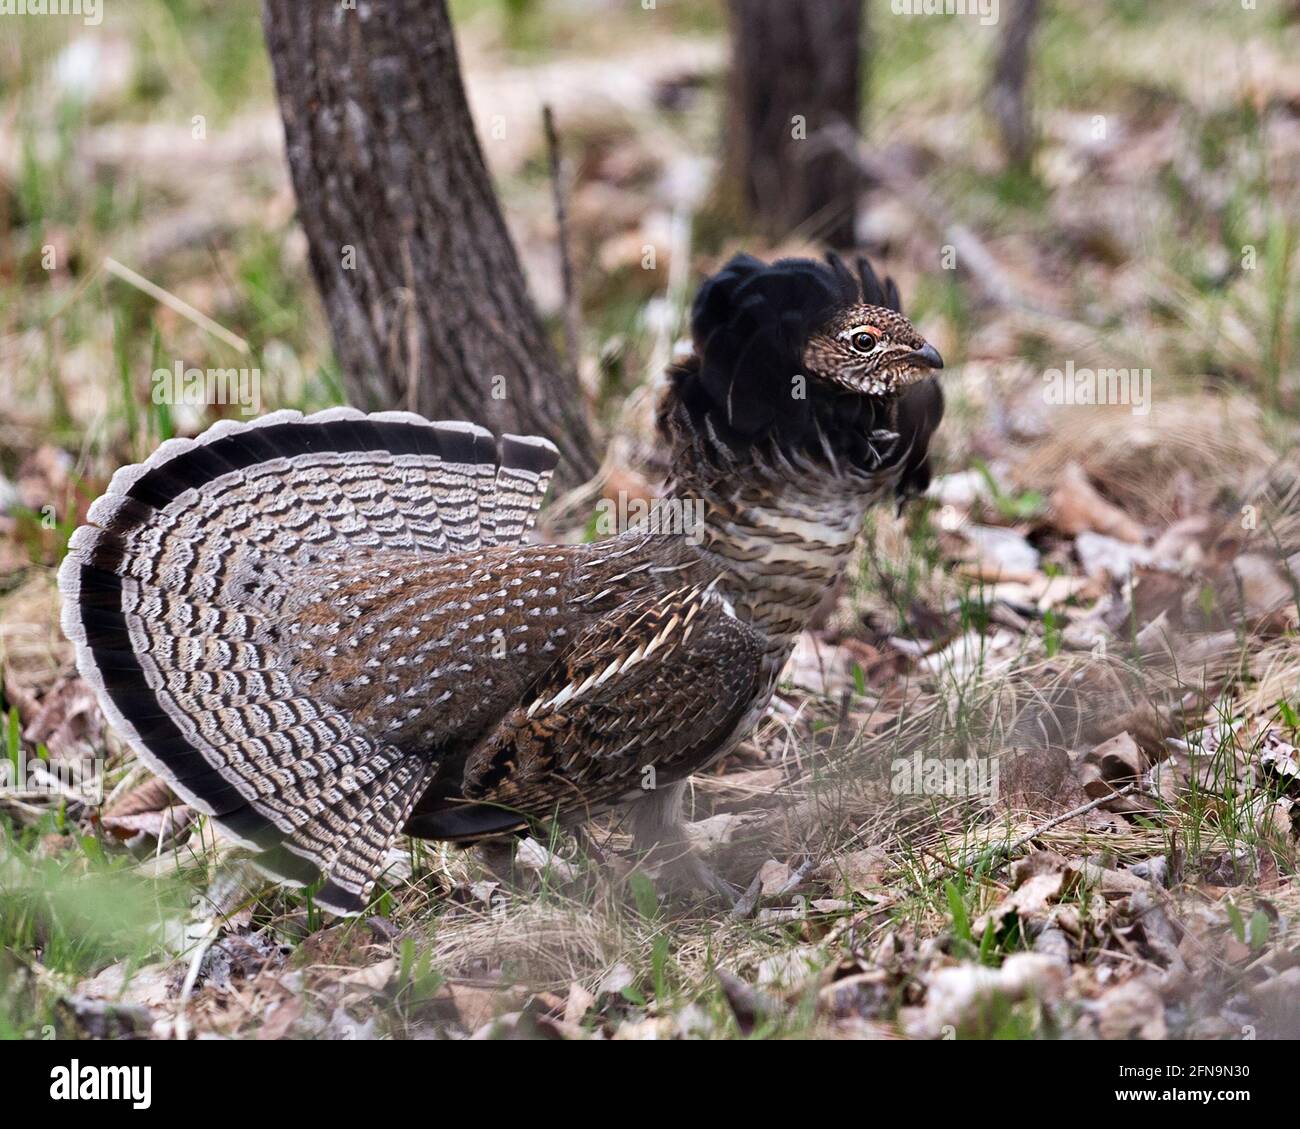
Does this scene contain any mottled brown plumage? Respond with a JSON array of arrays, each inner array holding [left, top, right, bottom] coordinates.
[[61, 254, 943, 914]]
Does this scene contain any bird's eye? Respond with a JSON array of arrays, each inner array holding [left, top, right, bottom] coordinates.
[[849, 329, 878, 354]]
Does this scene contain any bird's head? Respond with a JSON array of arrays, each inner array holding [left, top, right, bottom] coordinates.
[[801, 300, 943, 397], [664, 253, 944, 477]]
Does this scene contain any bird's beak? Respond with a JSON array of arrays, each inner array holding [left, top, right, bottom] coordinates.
[[905, 342, 944, 370]]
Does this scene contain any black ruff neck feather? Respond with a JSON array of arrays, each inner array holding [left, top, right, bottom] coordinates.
[[663, 254, 906, 473]]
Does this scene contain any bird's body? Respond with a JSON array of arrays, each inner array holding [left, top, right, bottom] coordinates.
[[61, 254, 943, 913]]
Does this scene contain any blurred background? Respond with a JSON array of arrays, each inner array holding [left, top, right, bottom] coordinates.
[[1, 0, 1295, 469]]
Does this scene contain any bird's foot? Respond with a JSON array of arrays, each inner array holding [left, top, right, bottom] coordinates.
[[640, 841, 741, 907], [680, 852, 743, 904], [473, 836, 523, 887]]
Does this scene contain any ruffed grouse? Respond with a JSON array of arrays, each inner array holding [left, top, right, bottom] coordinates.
[[60, 253, 943, 914]]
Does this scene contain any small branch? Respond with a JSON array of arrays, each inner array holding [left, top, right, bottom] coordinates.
[[542, 105, 582, 379], [730, 856, 816, 921], [174, 917, 219, 1042], [730, 870, 765, 921], [103, 257, 249, 353]]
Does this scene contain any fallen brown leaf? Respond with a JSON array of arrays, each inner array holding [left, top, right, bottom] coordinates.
[[1050, 462, 1145, 543]]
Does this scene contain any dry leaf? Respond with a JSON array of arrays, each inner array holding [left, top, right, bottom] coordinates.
[[515, 837, 580, 882], [903, 953, 1067, 1039], [339, 958, 396, 993], [1079, 862, 1150, 897], [757, 859, 792, 896], [1075, 530, 1153, 581], [564, 981, 596, 1026], [1091, 976, 1166, 1039], [1075, 731, 1143, 797], [814, 847, 889, 896], [817, 970, 892, 1020], [1259, 731, 1300, 790], [960, 524, 1040, 576], [446, 983, 522, 1031], [103, 774, 175, 817], [21, 674, 103, 762], [257, 996, 304, 1041], [76, 960, 175, 1010], [1050, 462, 1145, 543], [975, 869, 1065, 937], [683, 811, 765, 850], [1232, 553, 1296, 621], [101, 807, 193, 841], [596, 963, 636, 998]]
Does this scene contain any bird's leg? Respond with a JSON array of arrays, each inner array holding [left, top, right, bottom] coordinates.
[[678, 851, 744, 904], [628, 782, 740, 903], [474, 835, 521, 886]]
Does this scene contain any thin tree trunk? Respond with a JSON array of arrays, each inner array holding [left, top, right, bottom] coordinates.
[[988, 0, 1042, 172], [725, 0, 864, 250], [262, 0, 597, 483]]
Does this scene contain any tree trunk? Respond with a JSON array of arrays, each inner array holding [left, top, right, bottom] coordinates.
[[724, 0, 864, 250], [988, 0, 1042, 172], [262, 0, 597, 483]]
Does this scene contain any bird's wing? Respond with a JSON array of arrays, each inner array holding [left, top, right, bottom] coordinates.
[[458, 581, 768, 823]]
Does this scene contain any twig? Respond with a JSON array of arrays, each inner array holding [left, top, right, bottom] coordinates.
[[103, 257, 249, 353], [730, 857, 816, 921], [730, 870, 765, 921], [776, 858, 816, 896], [943, 782, 1140, 879], [542, 105, 582, 379], [174, 917, 219, 1042]]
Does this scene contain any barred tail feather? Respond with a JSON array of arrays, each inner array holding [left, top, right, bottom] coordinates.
[[255, 758, 437, 915], [59, 407, 560, 913]]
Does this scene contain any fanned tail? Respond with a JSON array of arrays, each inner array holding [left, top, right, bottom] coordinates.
[[59, 407, 559, 914]]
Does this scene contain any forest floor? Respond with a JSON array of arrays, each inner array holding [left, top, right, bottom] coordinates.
[[2, 0, 1300, 1039]]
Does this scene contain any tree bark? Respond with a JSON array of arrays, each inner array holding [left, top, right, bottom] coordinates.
[[988, 0, 1042, 171], [724, 0, 864, 250], [262, 0, 597, 482]]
